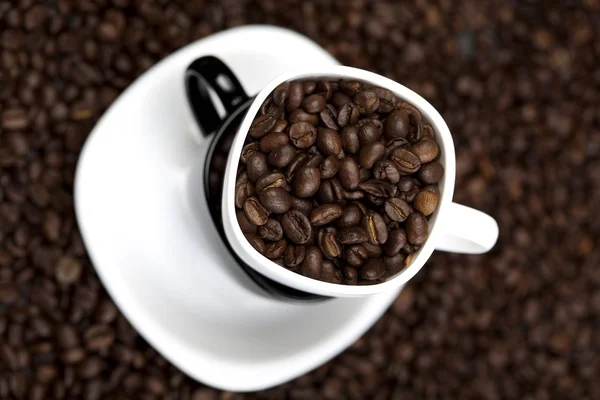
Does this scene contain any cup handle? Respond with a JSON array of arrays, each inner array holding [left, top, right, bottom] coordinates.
[[184, 56, 250, 137], [435, 202, 499, 254]]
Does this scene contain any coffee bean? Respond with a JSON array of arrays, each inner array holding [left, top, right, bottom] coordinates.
[[384, 198, 413, 222], [249, 113, 276, 139], [384, 252, 407, 275], [363, 211, 388, 245], [340, 125, 360, 154], [343, 266, 359, 285], [235, 173, 253, 208], [320, 104, 339, 130], [256, 219, 282, 241], [411, 139, 440, 164], [291, 197, 313, 216], [414, 190, 439, 216], [340, 80, 362, 96], [304, 153, 323, 169], [406, 212, 428, 245], [241, 142, 259, 164], [56, 325, 79, 348], [345, 245, 369, 267], [2, 108, 28, 130], [354, 90, 379, 114], [316, 80, 334, 99], [320, 260, 337, 282], [236, 211, 257, 234], [371, 87, 396, 113], [282, 210, 312, 244], [360, 259, 386, 281], [317, 127, 342, 156], [289, 122, 317, 148], [272, 119, 288, 133], [318, 180, 335, 204], [422, 124, 435, 139], [289, 109, 320, 125], [303, 80, 316, 94], [331, 91, 352, 108], [358, 122, 381, 145], [284, 245, 306, 268], [55, 256, 82, 286], [337, 204, 363, 228], [359, 180, 397, 198], [259, 187, 292, 214], [301, 246, 323, 279], [246, 152, 268, 182], [255, 172, 286, 193], [264, 239, 287, 259], [318, 229, 342, 259], [320, 155, 340, 179], [243, 197, 270, 226], [373, 160, 400, 184], [384, 109, 410, 139], [406, 110, 423, 143], [285, 153, 309, 180], [390, 147, 421, 174], [338, 102, 360, 127], [244, 233, 265, 254], [273, 82, 290, 106], [418, 161, 444, 184], [293, 167, 321, 198], [302, 94, 327, 113], [384, 229, 407, 256], [339, 158, 360, 190], [286, 82, 304, 111], [338, 227, 369, 244], [259, 132, 288, 153], [268, 144, 296, 168], [359, 142, 386, 169], [310, 204, 343, 226]]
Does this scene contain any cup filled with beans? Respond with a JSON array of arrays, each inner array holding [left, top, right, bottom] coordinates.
[[186, 56, 498, 299]]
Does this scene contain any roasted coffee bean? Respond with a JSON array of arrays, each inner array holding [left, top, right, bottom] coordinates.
[[397, 177, 416, 192], [291, 197, 313, 216], [243, 197, 270, 226], [343, 190, 365, 200], [340, 80, 362, 96], [403, 242, 420, 254], [337, 204, 363, 228], [384, 252, 407, 275], [258, 218, 284, 241], [360, 259, 386, 281], [315, 80, 334, 99], [422, 124, 435, 139], [337, 103, 360, 127], [330, 177, 346, 202], [286, 82, 304, 111], [345, 245, 369, 267], [411, 139, 440, 164], [237, 211, 257, 234], [264, 239, 287, 259], [340, 125, 360, 154], [320, 155, 340, 179], [303, 80, 316, 94], [358, 122, 381, 145], [293, 167, 321, 198], [338, 227, 369, 244], [343, 266, 358, 285], [384, 109, 410, 139], [400, 187, 420, 203], [304, 153, 323, 168], [302, 94, 327, 113], [354, 90, 379, 114], [301, 246, 323, 279], [384, 197, 413, 222], [331, 91, 352, 108], [418, 161, 444, 184], [289, 109, 320, 125], [320, 105, 339, 130], [285, 153, 309, 180], [256, 172, 287, 193], [273, 82, 290, 106], [384, 229, 407, 256], [406, 212, 429, 245], [390, 147, 421, 174], [234, 173, 253, 208], [246, 152, 269, 182], [318, 180, 335, 204], [259, 188, 292, 214], [289, 122, 317, 148], [259, 132, 288, 153], [339, 158, 360, 190], [362, 242, 383, 258], [310, 204, 343, 226], [249, 113, 277, 138], [359, 142, 386, 169], [241, 142, 259, 164], [268, 144, 296, 168], [318, 229, 342, 259], [272, 119, 288, 133], [320, 260, 336, 282], [407, 111, 423, 143], [245, 234, 265, 254], [362, 210, 388, 245], [284, 245, 306, 268], [372, 87, 396, 113], [260, 97, 278, 116], [317, 127, 342, 156], [282, 210, 312, 244], [414, 190, 439, 216], [359, 180, 397, 197], [374, 160, 400, 184]]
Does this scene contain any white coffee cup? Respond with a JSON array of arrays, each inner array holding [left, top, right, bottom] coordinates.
[[187, 58, 499, 299]]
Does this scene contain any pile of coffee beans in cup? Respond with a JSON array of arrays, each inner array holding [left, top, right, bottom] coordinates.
[[235, 80, 444, 285]]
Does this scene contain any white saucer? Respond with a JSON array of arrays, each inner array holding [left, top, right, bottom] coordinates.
[[74, 26, 402, 392]]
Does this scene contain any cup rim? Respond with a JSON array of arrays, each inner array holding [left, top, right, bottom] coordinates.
[[222, 66, 456, 297]]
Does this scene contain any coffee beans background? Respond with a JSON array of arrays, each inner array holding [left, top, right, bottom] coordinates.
[[1, 1, 598, 399]]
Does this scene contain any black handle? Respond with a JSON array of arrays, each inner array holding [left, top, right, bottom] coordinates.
[[185, 56, 250, 136]]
